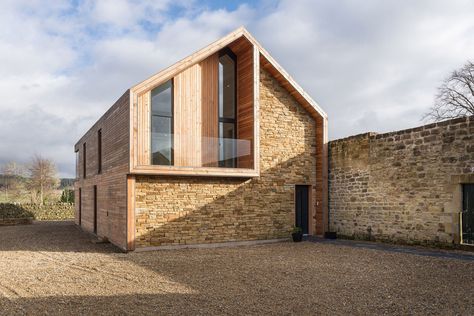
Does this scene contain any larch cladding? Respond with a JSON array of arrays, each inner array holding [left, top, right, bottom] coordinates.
[[329, 116, 474, 245], [74, 90, 130, 250], [134, 69, 317, 247]]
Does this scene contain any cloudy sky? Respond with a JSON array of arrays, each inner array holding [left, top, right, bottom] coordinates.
[[1, 0, 473, 177]]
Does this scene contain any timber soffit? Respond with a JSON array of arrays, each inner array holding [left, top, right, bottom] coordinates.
[[129, 26, 327, 120]]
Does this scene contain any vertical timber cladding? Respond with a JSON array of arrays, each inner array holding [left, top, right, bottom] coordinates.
[[133, 68, 317, 248], [135, 41, 256, 169], [229, 37, 255, 169], [127, 176, 136, 251], [174, 63, 202, 167], [74, 90, 131, 250], [201, 53, 219, 167], [329, 116, 474, 245], [175, 39, 255, 169], [136, 91, 151, 166]]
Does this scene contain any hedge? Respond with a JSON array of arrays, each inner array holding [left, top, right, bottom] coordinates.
[[0, 203, 75, 221]]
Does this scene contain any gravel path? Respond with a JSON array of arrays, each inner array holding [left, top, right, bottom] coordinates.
[[0, 222, 473, 315]]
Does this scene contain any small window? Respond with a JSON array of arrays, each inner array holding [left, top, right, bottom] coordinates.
[[97, 129, 102, 174], [75, 149, 79, 179], [83, 143, 86, 178], [151, 80, 174, 165], [218, 49, 237, 168]]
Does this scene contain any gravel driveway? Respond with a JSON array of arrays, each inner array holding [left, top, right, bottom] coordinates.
[[0, 221, 473, 315]]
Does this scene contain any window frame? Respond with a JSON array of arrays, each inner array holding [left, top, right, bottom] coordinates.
[[75, 149, 79, 179], [97, 129, 102, 174], [218, 48, 238, 168], [150, 79, 174, 166], [82, 142, 86, 179]]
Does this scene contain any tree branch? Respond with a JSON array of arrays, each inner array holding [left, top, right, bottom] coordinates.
[[424, 60, 474, 122]]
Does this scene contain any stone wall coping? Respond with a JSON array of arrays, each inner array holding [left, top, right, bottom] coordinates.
[[329, 132, 376, 145], [330, 115, 473, 145]]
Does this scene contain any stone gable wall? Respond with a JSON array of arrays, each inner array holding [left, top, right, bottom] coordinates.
[[329, 116, 474, 245], [134, 69, 318, 248]]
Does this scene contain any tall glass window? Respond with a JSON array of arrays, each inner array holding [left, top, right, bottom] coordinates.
[[218, 50, 237, 168], [151, 80, 174, 165], [75, 149, 79, 179]]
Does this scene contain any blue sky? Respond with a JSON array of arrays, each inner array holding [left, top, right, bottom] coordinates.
[[0, 0, 473, 177]]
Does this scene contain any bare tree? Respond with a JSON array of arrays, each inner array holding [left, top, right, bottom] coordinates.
[[27, 155, 59, 205], [1, 162, 27, 201], [424, 60, 474, 122]]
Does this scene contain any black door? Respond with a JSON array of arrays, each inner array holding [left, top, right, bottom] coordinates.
[[462, 184, 474, 244], [93, 185, 98, 234], [295, 185, 309, 234]]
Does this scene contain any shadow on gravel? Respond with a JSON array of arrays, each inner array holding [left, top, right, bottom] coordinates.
[[0, 221, 120, 253], [0, 293, 239, 315], [306, 236, 474, 262], [1, 222, 473, 315]]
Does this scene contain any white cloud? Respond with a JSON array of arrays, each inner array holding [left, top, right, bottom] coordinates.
[[0, 1, 254, 177], [91, 0, 136, 27], [251, 0, 474, 138], [0, 0, 473, 177]]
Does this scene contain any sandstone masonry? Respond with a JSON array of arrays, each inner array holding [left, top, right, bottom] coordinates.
[[134, 69, 318, 248], [329, 116, 474, 245]]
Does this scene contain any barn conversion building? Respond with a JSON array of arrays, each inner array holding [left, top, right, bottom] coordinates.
[[75, 27, 474, 251], [74, 27, 328, 251]]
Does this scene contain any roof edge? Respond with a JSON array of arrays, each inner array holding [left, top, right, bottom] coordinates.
[[130, 26, 327, 119], [130, 27, 247, 94], [239, 28, 327, 119]]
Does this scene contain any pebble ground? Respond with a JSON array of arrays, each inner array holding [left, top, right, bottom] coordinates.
[[0, 222, 473, 315]]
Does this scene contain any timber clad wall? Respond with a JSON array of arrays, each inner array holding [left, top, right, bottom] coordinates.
[[134, 47, 255, 170], [232, 38, 255, 169], [174, 63, 203, 167], [74, 90, 130, 250], [329, 116, 474, 245], [74, 28, 329, 250], [134, 69, 317, 247], [201, 53, 219, 167], [73, 27, 474, 249]]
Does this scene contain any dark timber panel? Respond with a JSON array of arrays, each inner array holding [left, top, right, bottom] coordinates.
[[462, 184, 474, 244], [295, 185, 309, 235], [229, 37, 254, 169]]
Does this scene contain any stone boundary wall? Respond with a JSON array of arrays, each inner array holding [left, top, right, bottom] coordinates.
[[329, 116, 474, 245]]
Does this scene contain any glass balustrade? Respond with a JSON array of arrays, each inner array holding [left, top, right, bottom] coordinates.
[[151, 132, 252, 169]]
